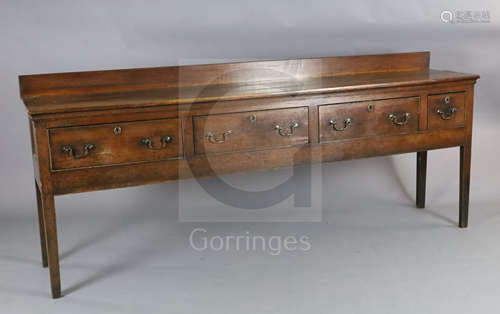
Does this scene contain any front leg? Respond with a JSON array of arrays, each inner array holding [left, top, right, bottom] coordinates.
[[416, 151, 427, 208], [41, 191, 61, 298], [459, 144, 471, 228], [35, 180, 48, 267]]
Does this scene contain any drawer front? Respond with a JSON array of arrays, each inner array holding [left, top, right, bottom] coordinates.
[[319, 97, 419, 142], [193, 107, 309, 154], [49, 118, 182, 170], [428, 92, 465, 130]]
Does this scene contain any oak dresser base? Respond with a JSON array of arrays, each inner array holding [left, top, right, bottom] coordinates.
[[19, 52, 479, 298]]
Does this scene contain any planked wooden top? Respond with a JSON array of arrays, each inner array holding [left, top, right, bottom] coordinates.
[[19, 52, 479, 115]]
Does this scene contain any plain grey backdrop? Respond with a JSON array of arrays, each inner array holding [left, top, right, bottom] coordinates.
[[1, 1, 500, 313]]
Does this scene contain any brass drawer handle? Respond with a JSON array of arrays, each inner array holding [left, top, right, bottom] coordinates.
[[61, 144, 96, 159], [206, 130, 232, 144], [275, 121, 299, 136], [436, 107, 457, 120], [329, 118, 352, 131], [387, 112, 411, 126], [141, 136, 173, 150]]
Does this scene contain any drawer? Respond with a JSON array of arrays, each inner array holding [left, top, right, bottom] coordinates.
[[319, 97, 419, 142], [49, 118, 182, 170], [428, 92, 465, 130], [193, 107, 309, 155]]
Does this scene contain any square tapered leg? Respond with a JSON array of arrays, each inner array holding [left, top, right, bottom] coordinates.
[[41, 192, 61, 298], [35, 180, 48, 267], [416, 151, 427, 208], [459, 145, 471, 228]]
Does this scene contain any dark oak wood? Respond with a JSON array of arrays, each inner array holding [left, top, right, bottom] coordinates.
[[460, 144, 471, 228], [319, 97, 419, 142], [428, 92, 465, 130], [416, 151, 427, 208], [18, 52, 479, 298], [20, 52, 431, 99], [459, 86, 475, 228], [193, 107, 309, 155], [49, 118, 183, 170], [34, 180, 48, 267], [41, 192, 60, 298], [51, 128, 466, 195], [20, 70, 478, 115]]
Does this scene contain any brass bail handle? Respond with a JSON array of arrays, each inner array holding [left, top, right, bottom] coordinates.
[[206, 130, 233, 144], [387, 112, 411, 126], [329, 118, 352, 131], [436, 95, 458, 120], [61, 144, 96, 159], [275, 121, 299, 136], [141, 136, 173, 150], [436, 107, 458, 120]]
